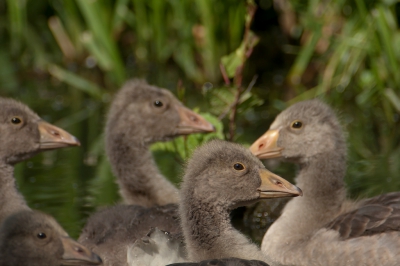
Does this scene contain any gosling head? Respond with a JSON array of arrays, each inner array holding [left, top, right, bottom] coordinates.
[[0, 97, 80, 165], [0, 210, 102, 266], [250, 99, 345, 164], [181, 140, 302, 209], [105, 79, 215, 145]]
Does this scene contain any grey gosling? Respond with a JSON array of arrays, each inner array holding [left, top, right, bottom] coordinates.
[[179, 140, 302, 264], [80, 204, 183, 265], [250, 99, 400, 266], [105, 79, 215, 207], [0, 97, 80, 223], [79, 79, 214, 266], [0, 210, 101, 266]]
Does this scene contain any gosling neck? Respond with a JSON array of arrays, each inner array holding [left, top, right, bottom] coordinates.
[[181, 193, 274, 264], [0, 162, 30, 224], [265, 149, 347, 246], [296, 150, 346, 205], [106, 132, 179, 207]]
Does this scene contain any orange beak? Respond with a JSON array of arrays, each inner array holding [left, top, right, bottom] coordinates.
[[61, 236, 102, 265], [38, 121, 80, 150], [250, 129, 283, 159], [258, 168, 302, 198], [176, 105, 215, 135]]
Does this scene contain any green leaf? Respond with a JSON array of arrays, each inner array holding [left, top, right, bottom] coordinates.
[[151, 112, 224, 160], [221, 45, 245, 78], [221, 31, 259, 78]]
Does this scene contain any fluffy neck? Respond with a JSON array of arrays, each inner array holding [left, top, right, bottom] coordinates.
[[0, 163, 30, 223], [181, 193, 276, 264], [264, 150, 347, 248], [107, 132, 179, 207]]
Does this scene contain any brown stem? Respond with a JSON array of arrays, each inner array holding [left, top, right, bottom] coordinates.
[[220, 63, 231, 86], [228, 87, 242, 141], [219, 1, 259, 140], [227, 74, 258, 140], [228, 2, 258, 140]]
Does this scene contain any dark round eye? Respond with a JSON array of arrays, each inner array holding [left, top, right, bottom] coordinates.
[[233, 163, 245, 171], [291, 120, 303, 129], [11, 117, 22, 124], [154, 101, 163, 107], [37, 232, 47, 239]]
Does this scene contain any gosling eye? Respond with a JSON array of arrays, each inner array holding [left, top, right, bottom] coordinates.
[[11, 117, 22, 125], [154, 100, 163, 107], [291, 120, 303, 129], [233, 163, 245, 171], [37, 232, 47, 239]]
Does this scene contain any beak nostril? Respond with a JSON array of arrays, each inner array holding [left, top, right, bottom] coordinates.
[[275, 180, 283, 187], [51, 130, 60, 137], [258, 143, 264, 149], [75, 247, 83, 253], [190, 115, 198, 122]]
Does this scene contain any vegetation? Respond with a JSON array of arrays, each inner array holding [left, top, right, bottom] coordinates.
[[0, 0, 399, 239]]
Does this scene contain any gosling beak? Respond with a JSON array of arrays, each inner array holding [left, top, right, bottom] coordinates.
[[176, 105, 215, 135], [258, 168, 302, 198], [38, 121, 80, 150], [250, 129, 283, 159], [61, 236, 102, 265]]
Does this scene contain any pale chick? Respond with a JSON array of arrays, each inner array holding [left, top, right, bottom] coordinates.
[[0, 97, 80, 223], [179, 140, 302, 265], [105, 79, 215, 207], [251, 99, 400, 266], [79, 79, 214, 266]]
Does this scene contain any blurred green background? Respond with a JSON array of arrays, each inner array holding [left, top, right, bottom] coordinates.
[[1, 0, 399, 241]]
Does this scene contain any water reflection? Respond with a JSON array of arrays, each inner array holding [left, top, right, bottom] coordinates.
[[15, 148, 100, 238]]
